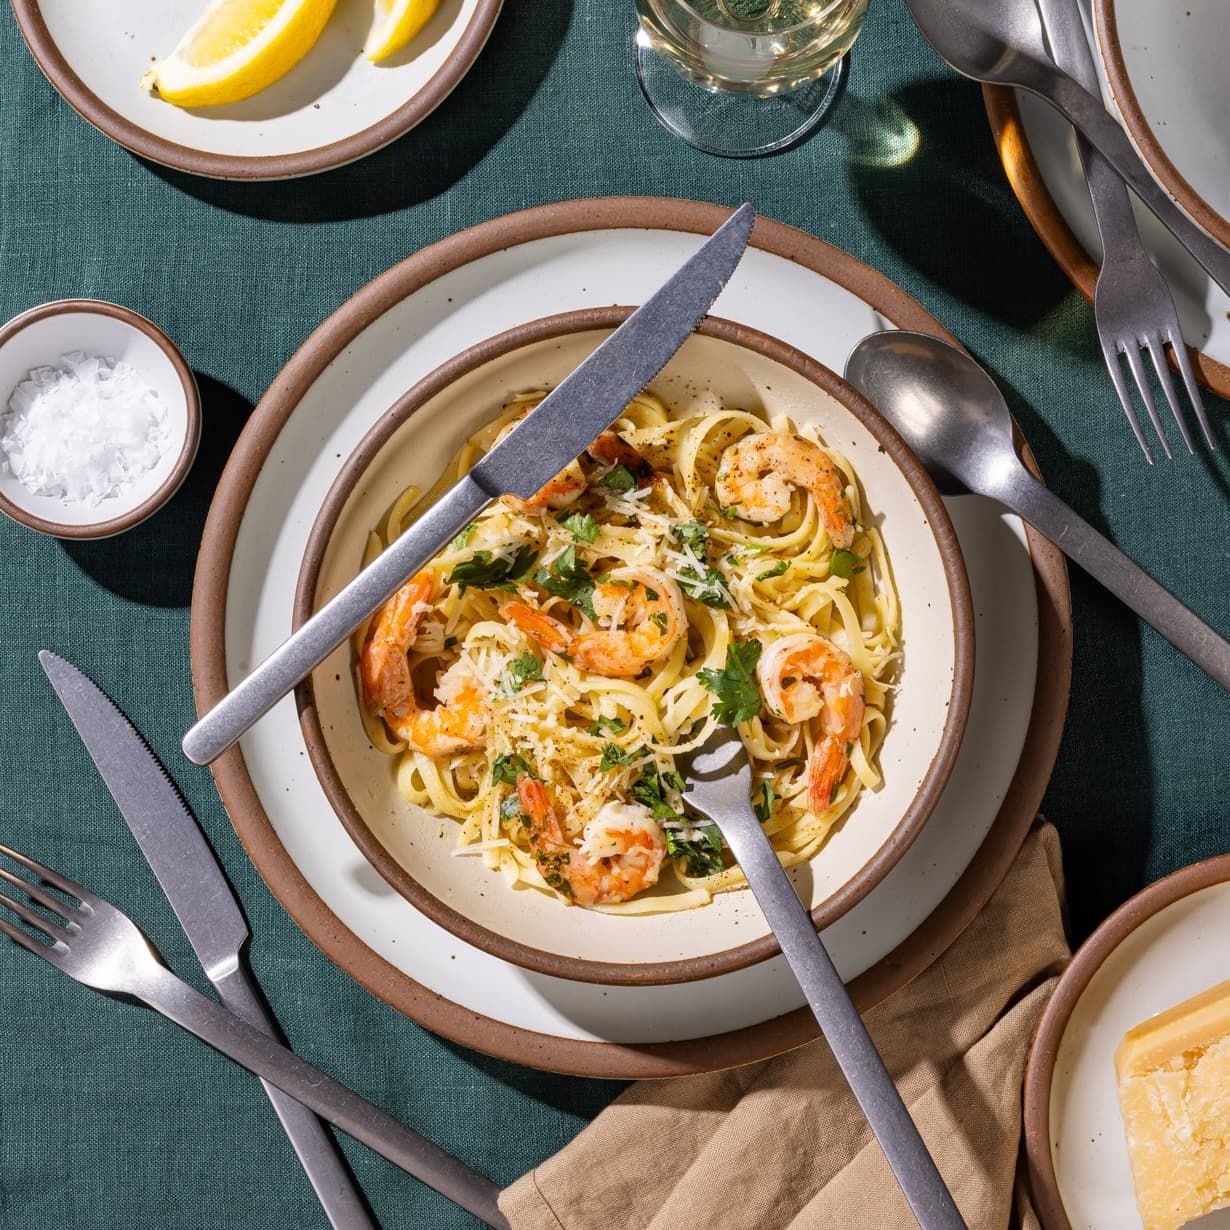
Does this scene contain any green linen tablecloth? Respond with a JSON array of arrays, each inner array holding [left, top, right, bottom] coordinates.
[[0, 2, 1226, 1226]]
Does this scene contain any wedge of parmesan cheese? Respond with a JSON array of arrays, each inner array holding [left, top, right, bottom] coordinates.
[[1116, 978, 1230, 1230]]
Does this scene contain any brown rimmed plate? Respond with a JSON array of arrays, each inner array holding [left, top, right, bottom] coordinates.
[[293, 306, 975, 986], [983, 79, 1230, 398], [12, 0, 502, 181], [1095, 0, 1230, 253], [1024, 854, 1230, 1228], [191, 196, 1071, 1076]]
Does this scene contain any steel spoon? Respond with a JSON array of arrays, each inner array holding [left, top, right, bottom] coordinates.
[[844, 331, 1230, 692], [680, 728, 966, 1230], [902, 0, 1230, 298]]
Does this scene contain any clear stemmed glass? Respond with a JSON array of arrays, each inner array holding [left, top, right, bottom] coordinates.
[[634, 0, 869, 157]]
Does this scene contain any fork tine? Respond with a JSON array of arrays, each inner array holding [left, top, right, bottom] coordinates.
[[1168, 332, 1218, 451], [1122, 344, 1174, 461], [0, 890, 71, 942], [1145, 336, 1197, 454], [0, 916, 52, 958], [1101, 337, 1155, 463], [0, 842, 95, 906], [0, 864, 77, 918]]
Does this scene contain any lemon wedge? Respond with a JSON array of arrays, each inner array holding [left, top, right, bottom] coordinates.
[[141, 0, 339, 108], [364, 0, 440, 62]]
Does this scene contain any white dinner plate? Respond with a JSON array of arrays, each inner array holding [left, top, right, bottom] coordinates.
[[191, 198, 1072, 1077], [1096, 0, 1230, 251], [1025, 855, 1230, 1229], [984, 0, 1230, 396], [12, 0, 502, 180]]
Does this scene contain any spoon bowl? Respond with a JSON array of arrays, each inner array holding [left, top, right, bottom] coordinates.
[[843, 330, 1025, 499]]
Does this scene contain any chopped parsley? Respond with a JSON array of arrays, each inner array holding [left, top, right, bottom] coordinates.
[[830, 549, 866, 579], [665, 823, 725, 878], [447, 544, 538, 593], [629, 764, 683, 821], [600, 464, 637, 494], [534, 546, 596, 618], [650, 611, 670, 633], [491, 753, 535, 786], [698, 640, 763, 725], [672, 522, 710, 552], [678, 564, 731, 609], [450, 522, 476, 550], [587, 715, 628, 737], [756, 560, 791, 581], [558, 511, 599, 543], [503, 653, 542, 693], [754, 779, 777, 823], [718, 504, 741, 520], [599, 743, 644, 771]]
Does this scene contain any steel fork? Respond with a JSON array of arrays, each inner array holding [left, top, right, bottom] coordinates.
[[0, 843, 509, 1230], [1036, 0, 1216, 463]]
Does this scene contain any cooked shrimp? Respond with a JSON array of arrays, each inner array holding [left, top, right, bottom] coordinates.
[[500, 566, 685, 678], [360, 573, 486, 756], [714, 432, 854, 548], [515, 778, 666, 905], [497, 415, 651, 514], [756, 632, 865, 812]]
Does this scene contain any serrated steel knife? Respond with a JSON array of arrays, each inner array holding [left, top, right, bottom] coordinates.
[[40, 650, 507, 1230], [182, 202, 756, 766]]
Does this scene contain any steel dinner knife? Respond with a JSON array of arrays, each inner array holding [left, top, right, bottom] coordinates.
[[39, 650, 507, 1230], [182, 202, 757, 767]]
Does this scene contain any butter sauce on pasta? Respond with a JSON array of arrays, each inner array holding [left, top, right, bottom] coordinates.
[[353, 390, 900, 913]]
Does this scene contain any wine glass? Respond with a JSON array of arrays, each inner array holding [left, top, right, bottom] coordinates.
[[634, 0, 869, 157]]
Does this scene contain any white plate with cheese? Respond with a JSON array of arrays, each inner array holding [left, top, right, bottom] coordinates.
[[1025, 854, 1230, 1230]]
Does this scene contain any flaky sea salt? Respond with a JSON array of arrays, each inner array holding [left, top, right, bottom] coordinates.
[[0, 351, 170, 508]]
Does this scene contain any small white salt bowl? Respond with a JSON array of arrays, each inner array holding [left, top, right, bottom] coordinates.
[[0, 299, 201, 539]]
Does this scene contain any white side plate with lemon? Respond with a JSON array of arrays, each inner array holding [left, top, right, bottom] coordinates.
[[12, 0, 502, 179]]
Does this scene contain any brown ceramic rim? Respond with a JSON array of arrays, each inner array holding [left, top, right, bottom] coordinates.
[[10, 0, 503, 181], [1022, 853, 1230, 1228], [293, 306, 976, 986], [1095, 0, 1230, 251], [191, 196, 1072, 1076], [0, 298, 201, 540], [982, 85, 1230, 397]]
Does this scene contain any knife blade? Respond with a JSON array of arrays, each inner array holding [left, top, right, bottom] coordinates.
[[181, 202, 756, 766], [39, 651, 502, 1230]]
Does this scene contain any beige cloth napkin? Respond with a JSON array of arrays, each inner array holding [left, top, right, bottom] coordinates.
[[500, 822, 1070, 1230]]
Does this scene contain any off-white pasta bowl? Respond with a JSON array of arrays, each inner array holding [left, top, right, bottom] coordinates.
[[294, 308, 975, 986]]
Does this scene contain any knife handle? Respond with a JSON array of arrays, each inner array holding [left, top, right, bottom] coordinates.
[[183, 474, 492, 766], [137, 964, 510, 1229], [213, 965, 377, 1230], [715, 806, 967, 1230]]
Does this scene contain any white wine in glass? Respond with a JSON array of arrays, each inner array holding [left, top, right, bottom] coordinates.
[[634, 0, 868, 154]]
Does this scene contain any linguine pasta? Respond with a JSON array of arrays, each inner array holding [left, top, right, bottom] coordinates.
[[353, 390, 900, 913]]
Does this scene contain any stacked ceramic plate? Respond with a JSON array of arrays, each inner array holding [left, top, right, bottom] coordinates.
[[191, 198, 1073, 1077]]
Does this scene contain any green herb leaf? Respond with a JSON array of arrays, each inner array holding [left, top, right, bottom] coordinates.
[[600, 464, 637, 494], [504, 653, 543, 693], [830, 549, 866, 579], [756, 560, 791, 581], [663, 769, 686, 794], [587, 715, 627, 737], [672, 522, 710, 552], [558, 511, 599, 543], [447, 544, 539, 593], [718, 504, 741, 520], [698, 640, 764, 725], [665, 823, 725, 877], [451, 522, 476, 550], [678, 565, 731, 609], [629, 765, 683, 822], [492, 753, 535, 786], [754, 779, 777, 823], [599, 744, 644, 771], [534, 546, 596, 618], [650, 611, 669, 632]]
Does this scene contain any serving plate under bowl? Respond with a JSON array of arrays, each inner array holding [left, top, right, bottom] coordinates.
[[294, 307, 975, 986]]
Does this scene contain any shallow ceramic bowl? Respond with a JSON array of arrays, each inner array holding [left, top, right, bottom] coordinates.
[[294, 308, 975, 986], [0, 299, 200, 539]]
